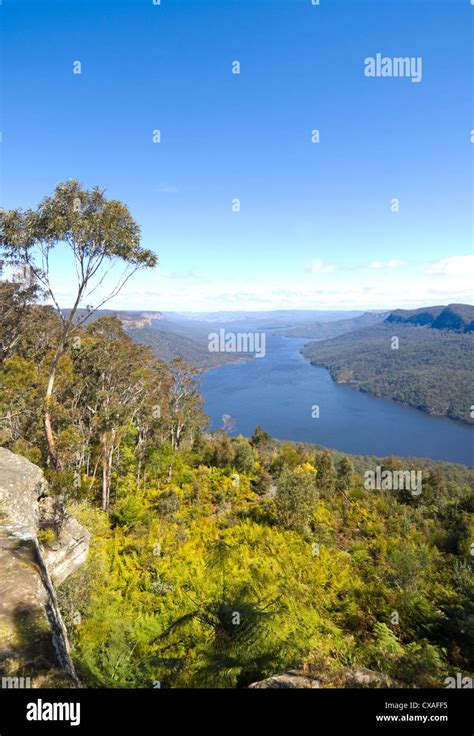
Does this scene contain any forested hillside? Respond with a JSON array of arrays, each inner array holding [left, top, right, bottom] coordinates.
[[65, 309, 242, 370], [1, 281, 473, 688], [125, 324, 248, 370], [302, 323, 474, 424], [0, 183, 472, 690]]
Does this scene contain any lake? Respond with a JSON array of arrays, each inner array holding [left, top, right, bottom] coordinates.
[[200, 335, 474, 466]]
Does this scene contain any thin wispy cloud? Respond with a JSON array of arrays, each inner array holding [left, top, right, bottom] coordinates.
[[305, 259, 410, 274], [368, 259, 409, 269], [160, 269, 198, 280]]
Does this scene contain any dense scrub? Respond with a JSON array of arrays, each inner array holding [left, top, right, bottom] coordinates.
[[57, 439, 474, 688], [1, 282, 473, 688]]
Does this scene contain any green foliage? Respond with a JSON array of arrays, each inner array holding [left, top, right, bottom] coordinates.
[[232, 437, 255, 473], [10, 438, 42, 466], [206, 431, 235, 468], [275, 463, 318, 533], [365, 623, 446, 687], [336, 456, 354, 493], [0, 181, 159, 467], [269, 442, 304, 475], [126, 324, 241, 370], [54, 443, 474, 688], [251, 466, 272, 496], [155, 489, 180, 519], [110, 494, 149, 530], [0, 180, 156, 268], [251, 425, 271, 449], [313, 450, 336, 494], [38, 529, 56, 545]]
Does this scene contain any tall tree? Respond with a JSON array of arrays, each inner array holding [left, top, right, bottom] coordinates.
[[313, 450, 336, 494], [0, 180, 157, 464], [275, 464, 318, 533], [336, 456, 354, 494], [71, 317, 162, 510], [167, 358, 206, 452]]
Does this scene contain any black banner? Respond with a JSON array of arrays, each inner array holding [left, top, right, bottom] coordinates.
[[0, 688, 471, 735]]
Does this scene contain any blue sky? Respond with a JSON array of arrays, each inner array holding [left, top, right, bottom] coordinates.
[[2, 0, 473, 311]]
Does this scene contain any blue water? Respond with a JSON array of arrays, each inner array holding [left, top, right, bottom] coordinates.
[[200, 335, 474, 466]]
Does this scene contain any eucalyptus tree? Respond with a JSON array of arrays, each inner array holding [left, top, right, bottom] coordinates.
[[167, 358, 206, 451], [71, 316, 164, 511], [0, 180, 157, 464]]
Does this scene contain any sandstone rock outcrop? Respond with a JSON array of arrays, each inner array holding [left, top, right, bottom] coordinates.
[[0, 448, 89, 687], [249, 670, 315, 689], [39, 496, 89, 587], [249, 667, 395, 689]]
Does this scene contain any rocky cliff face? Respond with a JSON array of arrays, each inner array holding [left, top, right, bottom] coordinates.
[[0, 448, 89, 687]]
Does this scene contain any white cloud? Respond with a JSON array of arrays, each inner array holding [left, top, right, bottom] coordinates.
[[305, 259, 337, 274], [424, 254, 474, 276]]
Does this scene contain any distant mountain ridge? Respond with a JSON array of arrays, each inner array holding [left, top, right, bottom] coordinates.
[[385, 304, 474, 333], [275, 311, 388, 339]]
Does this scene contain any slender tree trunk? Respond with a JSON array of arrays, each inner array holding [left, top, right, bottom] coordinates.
[[89, 458, 100, 494], [43, 290, 83, 465], [107, 444, 114, 509], [101, 432, 115, 511], [101, 433, 109, 511], [102, 457, 108, 512], [44, 341, 65, 465]]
